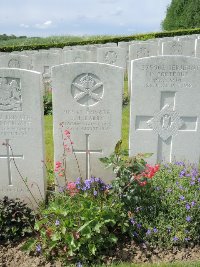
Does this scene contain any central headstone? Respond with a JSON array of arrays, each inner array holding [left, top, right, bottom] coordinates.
[[129, 56, 200, 164], [52, 63, 124, 185]]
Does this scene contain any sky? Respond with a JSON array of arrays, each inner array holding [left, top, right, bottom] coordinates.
[[0, 0, 172, 37]]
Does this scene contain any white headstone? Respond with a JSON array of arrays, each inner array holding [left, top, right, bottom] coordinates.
[[62, 50, 93, 63], [52, 63, 124, 185], [97, 47, 127, 69], [0, 68, 45, 204], [0, 54, 32, 70], [129, 56, 200, 164], [162, 40, 196, 56]]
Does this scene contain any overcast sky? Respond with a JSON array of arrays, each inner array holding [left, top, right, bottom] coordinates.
[[0, 0, 171, 37]]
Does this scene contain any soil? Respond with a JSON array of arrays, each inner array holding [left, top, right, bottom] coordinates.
[[0, 240, 200, 267]]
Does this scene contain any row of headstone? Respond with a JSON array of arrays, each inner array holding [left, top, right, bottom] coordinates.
[[1, 54, 200, 205]]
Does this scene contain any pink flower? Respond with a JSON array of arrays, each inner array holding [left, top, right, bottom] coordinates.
[[64, 130, 70, 136]]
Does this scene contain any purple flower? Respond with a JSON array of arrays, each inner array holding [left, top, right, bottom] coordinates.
[[190, 181, 195, 186], [186, 203, 190, 210], [191, 201, 196, 207], [146, 229, 151, 235], [179, 169, 186, 178], [55, 220, 60, 226], [185, 237, 190, 242], [153, 227, 158, 233], [173, 236, 179, 242], [167, 188, 172, 193], [93, 190, 98, 196], [186, 216, 191, 222], [198, 178, 200, 183], [130, 218, 135, 225], [179, 195, 185, 201], [137, 223, 142, 229], [36, 244, 41, 252], [175, 161, 185, 166]]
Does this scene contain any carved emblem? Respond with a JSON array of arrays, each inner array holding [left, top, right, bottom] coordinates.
[[71, 73, 103, 107], [8, 59, 20, 68], [73, 56, 82, 62], [104, 51, 117, 64], [147, 104, 184, 141], [137, 47, 150, 58], [171, 43, 183, 55], [0, 77, 22, 111]]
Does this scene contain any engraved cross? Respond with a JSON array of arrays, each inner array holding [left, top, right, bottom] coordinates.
[[0, 139, 23, 186], [135, 91, 198, 162], [72, 134, 102, 179]]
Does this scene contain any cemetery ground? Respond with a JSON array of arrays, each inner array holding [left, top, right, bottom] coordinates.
[[1, 78, 200, 267]]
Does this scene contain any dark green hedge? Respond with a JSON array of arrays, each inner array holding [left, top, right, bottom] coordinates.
[[1, 28, 200, 52]]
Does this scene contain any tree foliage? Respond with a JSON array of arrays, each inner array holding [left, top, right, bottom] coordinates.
[[162, 0, 200, 31]]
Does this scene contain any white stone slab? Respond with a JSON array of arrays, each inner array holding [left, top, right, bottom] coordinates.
[[0, 54, 32, 70], [62, 50, 93, 63], [130, 56, 200, 164], [0, 68, 45, 204], [52, 63, 124, 185], [162, 40, 196, 56], [32, 51, 61, 88], [97, 47, 127, 69]]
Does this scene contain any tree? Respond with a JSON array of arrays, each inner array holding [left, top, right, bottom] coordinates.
[[162, 0, 200, 31]]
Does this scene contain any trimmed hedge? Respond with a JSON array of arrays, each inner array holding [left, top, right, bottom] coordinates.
[[1, 28, 200, 52]]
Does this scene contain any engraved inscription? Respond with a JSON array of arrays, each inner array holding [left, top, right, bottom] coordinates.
[[104, 51, 117, 64], [140, 64, 200, 88], [0, 114, 32, 137], [8, 59, 20, 68], [137, 47, 150, 58], [71, 73, 103, 107], [0, 77, 22, 111], [64, 109, 111, 131], [147, 104, 184, 141]]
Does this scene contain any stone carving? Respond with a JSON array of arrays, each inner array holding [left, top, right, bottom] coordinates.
[[0, 77, 22, 111], [137, 47, 150, 58], [8, 59, 20, 68], [104, 51, 117, 64], [147, 104, 184, 141], [71, 73, 103, 107], [171, 43, 183, 55]]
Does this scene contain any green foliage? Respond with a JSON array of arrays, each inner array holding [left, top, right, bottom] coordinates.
[[100, 141, 155, 211], [43, 93, 52, 115], [162, 0, 200, 31], [127, 162, 200, 248], [0, 196, 35, 243], [32, 185, 130, 265]]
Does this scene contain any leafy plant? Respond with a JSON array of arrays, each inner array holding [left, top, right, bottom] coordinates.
[[43, 93, 52, 115], [31, 181, 130, 265], [100, 141, 158, 210], [0, 196, 35, 243]]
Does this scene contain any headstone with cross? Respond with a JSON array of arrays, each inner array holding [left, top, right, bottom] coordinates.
[[0, 68, 45, 205], [129, 56, 200, 164], [52, 63, 124, 186]]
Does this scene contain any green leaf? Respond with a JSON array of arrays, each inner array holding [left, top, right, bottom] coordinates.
[[21, 238, 36, 252], [77, 219, 94, 233], [51, 232, 61, 241], [89, 243, 96, 255], [108, 233, 118, 243]]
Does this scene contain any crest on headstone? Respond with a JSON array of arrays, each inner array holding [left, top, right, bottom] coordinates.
[[8, 59, 20, 68], [147, 104, 184, 141], [104, 51, 117, 64], [71, 73, 103, 107], [137, 47, 150, 58], [0, 77, 22, 111]]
